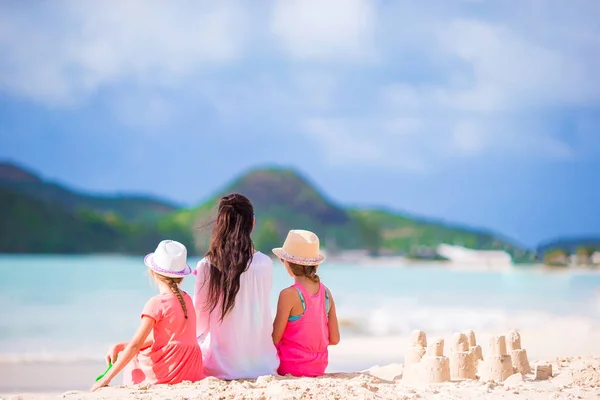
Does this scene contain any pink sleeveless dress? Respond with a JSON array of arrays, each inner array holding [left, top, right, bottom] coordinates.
[[123, 292, 204, 385], [277, 282, 330, 377]]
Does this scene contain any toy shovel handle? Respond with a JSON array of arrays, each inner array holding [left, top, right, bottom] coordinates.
[[95, 356, 117, 382]]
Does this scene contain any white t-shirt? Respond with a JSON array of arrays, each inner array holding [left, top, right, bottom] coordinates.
[[192, 251, 279, 379]]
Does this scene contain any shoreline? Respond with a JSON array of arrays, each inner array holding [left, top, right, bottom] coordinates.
[[3, 253, 599, 275]]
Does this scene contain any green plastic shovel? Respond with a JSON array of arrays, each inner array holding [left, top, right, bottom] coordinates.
[[95, 356, 117, 382]]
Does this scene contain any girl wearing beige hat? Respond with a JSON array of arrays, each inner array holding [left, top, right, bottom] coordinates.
[[272, 230, 340, 377]]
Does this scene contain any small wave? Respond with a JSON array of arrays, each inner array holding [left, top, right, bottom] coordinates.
[[335, 304, 600, 337]]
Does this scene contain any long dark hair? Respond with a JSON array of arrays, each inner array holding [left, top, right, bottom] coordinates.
[[205, 193, 255, 321]]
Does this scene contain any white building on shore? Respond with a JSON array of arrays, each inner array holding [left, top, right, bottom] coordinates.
[[436, 244, 512, 267]]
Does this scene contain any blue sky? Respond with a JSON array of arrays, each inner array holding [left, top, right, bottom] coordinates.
[[1, 0, 599, 248]]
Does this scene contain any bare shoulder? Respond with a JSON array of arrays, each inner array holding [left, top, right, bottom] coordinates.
[[275, 287, 297, 311], [280, 286, 297, 299]]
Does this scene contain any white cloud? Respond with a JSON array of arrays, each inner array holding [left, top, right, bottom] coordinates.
[[435, 18, 600, 112], [452, 121, 489, 155], [292, 71, 339, 112], [335, 2, 600, 168], [0, 0, 246, 105], [306, 114, 577, 170], [448, 120, 575, 159], [270, 0, 375, 61], [304, 118, 385, 165], [0, 0, 598, 169], [111, 93, 175, 133], [304, 117, 430, 171]]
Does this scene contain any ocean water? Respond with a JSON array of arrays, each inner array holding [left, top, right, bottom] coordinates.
[[1, 255, 600, 363]]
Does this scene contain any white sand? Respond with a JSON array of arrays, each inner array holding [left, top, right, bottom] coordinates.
[[4, 356, 600, 400], [3, 320, 600, 399]]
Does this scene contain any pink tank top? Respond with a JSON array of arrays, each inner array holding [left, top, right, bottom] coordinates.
[[277, 282, 329, 377]]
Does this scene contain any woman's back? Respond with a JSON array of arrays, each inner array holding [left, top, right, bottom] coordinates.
[[193, 251, 279, 379]]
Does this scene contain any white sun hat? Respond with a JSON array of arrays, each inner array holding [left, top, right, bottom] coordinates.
[[272, 229, 325, 266], [144, 240, 192, 278]]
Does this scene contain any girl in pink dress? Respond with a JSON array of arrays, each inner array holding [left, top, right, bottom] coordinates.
[[91, 240, 204, 392], [272, 230, 341, 377]]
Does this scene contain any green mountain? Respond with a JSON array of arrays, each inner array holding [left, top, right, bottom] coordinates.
[[159, 168, 364, 253], [0, 186, 183, 254], [0, 161, 534, 261], [0, 187, 122, 253], [0, 162, 178, 222], [350, 209, 533, 262], [160, 167, 534, 262]]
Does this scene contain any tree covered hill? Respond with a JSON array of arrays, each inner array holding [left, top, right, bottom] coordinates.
[[0, 162, 178, 222], [159, 167, 534, 261], [158, 168, 363, 253], [0, 187, 122, 253], [0, 161, 535, 262], [349, 208, 533, 262]]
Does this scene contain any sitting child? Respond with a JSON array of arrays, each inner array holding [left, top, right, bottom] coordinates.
[[272, 230, 340, 377], [91, 240, 204, 391]]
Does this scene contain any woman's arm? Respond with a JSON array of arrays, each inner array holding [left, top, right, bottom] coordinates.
[[193, 260, 211, 340], [272, 288, 294, 346], [91, 316, 155, 391], [327, 289, 340, 345]]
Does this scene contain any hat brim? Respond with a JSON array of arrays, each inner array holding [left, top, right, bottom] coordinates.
[[144, 253, 192, 278], [272, 248, 325, 266]]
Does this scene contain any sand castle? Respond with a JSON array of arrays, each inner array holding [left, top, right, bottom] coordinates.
[[450, 333, 476, 380], [417, 338, 451, 383], [506, 329, 531, 374], [480, 335, 514, 382], [534, 364, 552, 380], [403, 329, 541, 384], [403, 330, 427, 381], [464, 329, 483, 363]]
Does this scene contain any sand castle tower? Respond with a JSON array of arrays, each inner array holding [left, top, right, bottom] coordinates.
[[464, 329, 483, 363], [403, 330, 427, 381], [506, 330, 531, 374], [418, 338, 450, 383], [481, 335, 514, 382], [449, 333, 476, 380]]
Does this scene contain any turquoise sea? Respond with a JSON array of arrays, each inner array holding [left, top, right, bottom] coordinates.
[[1, 255, 599, 363]]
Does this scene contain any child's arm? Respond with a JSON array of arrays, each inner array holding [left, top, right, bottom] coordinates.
[[107, 333, 154, 364], [91, 316, 155, 392], [327, 289, 340, 345], [272, 288, 295, 345]]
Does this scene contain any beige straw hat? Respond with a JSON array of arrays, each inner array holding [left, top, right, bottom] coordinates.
[[272, 229, 325, 266]]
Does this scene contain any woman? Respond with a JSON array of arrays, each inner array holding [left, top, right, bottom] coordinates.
[[193, 193, 279, 379]]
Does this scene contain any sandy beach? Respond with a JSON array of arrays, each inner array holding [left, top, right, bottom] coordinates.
[[4, 320, 600, 399], [4, 356, 600, 400]]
